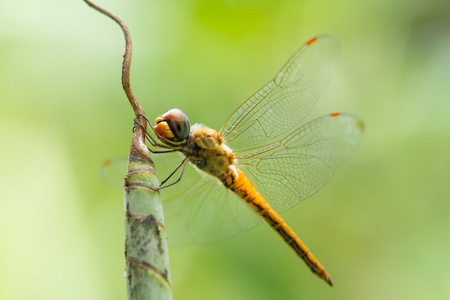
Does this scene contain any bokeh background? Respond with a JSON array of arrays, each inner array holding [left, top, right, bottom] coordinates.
[[1, 0, 449, 299]]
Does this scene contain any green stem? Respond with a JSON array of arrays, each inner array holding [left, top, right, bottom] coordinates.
[[125, 134, 172, 299], [84, 1, 172, 298]]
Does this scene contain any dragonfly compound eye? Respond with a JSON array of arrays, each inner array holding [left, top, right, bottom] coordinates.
[[162, 108, 191, 141]]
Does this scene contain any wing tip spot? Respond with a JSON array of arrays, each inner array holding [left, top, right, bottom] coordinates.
[[357, 120, 365, 132], [330, 112, 340, 118], [102, 159, 112, 167], [306, 37, 318, 46]]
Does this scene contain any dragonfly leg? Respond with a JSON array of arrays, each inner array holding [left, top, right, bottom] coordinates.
[[158, 156, 190, 190], [133, 118, 174, 151], [134, 114, 184, 150], [133, 118, 159, 146]]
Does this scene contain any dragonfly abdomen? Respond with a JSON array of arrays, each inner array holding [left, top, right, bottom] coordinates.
[[225, 168, 333, 286]]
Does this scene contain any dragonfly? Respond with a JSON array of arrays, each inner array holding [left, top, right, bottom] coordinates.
[[104, 35, 363, 286]]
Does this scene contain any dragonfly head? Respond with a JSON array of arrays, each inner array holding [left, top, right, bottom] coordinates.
[[154, 108, 191, 142]]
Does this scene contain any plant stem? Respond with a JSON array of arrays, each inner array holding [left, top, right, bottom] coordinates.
[[84, 1, 172, 298], [125, 136, 172, 299]]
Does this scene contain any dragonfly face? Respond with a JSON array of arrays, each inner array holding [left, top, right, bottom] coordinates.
[[107, 35, 363, 286], [154, 109, 236, 179], [154, 108, 191, 142]]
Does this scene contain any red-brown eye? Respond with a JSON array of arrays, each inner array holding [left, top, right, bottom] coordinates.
[[162, 108, 191, 141]]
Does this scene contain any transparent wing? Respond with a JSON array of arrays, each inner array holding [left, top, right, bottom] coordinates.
[[100, 157, 128, 188], [220, 35, 341, 152], [236, 113, 364, 213], [156, 153, 261, 246], [100, 153, 261, 246]]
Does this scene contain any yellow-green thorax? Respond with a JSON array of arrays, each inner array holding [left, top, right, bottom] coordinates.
[[186, 127, 235, 179]]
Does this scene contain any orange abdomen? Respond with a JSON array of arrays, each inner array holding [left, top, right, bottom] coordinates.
[[224, 168, 333, 286]]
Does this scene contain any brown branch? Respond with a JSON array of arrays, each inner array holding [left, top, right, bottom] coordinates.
[[84, 0, 147, 143]]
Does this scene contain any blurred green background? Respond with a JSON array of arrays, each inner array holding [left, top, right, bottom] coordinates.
[[1, 0, 449, 299]]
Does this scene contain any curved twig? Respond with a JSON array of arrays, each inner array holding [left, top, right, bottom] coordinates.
[[84, 1, 172, 299], [84, 0, 146, 142]]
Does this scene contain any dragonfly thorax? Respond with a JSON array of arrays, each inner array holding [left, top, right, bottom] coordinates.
[[187, 127, 236, 179]]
